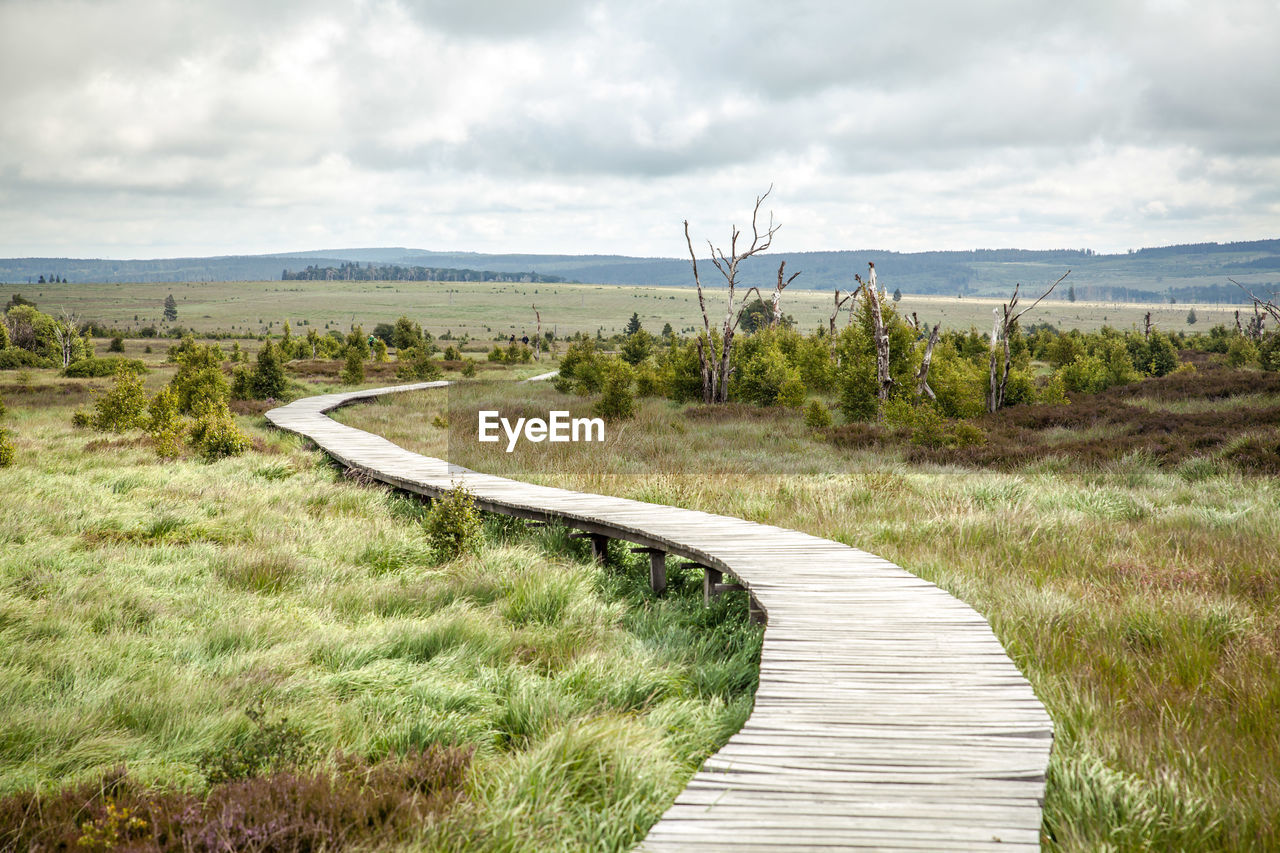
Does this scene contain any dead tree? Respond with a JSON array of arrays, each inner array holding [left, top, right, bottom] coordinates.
[[51, 309, 80, 369], [908, 312, 942, 400], [684, 188, 781, 404], [1230, 278, 1277, 340], [770, 260, 801, 328], [828, 288, 855, 338], [1143, 311, 1153, 339], [853, 263, 891, 403], [532, 305, 542, 359], [988, 271, 1070, 413]]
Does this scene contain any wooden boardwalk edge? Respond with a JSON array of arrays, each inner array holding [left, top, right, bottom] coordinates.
[[266, 382, 1054, 852]]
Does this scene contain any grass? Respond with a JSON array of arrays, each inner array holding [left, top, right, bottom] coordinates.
[[0, 369, 762, 851], [336, 370, 1280, 851]]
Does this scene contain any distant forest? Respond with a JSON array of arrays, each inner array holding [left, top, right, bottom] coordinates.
[[280, 262, 566, 283], [3, 238, 1279, 301]]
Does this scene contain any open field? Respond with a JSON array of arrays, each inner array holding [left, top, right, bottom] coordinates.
[[337, 369, 1280, 851], [0, 359, 761, 851], [10, 278, 1246, 339]]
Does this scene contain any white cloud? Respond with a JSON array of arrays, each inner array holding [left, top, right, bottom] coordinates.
[[0, 0, 1277, 258]]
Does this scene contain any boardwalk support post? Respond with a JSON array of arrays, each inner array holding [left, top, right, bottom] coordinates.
[[631, 546, 668, 595], [571, 531, 610, 565]]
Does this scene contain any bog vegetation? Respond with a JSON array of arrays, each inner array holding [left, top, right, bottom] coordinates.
[[2, 267, 1279, 850]]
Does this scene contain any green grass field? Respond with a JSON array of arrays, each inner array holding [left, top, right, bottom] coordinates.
[[336, 372, 1280, 852], [0, 359, 761, 851], [14, 278, 1243, 340]]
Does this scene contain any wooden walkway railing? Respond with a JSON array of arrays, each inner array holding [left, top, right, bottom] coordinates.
[[266, 382, 1053, 851]]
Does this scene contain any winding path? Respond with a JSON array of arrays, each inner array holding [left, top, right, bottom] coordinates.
[[266, 382, 1053, 851]]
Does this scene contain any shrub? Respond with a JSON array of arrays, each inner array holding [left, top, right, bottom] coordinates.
[[108, 336, 125, 353], [593, 359, 636, 421], [198, 700, 308, 785], [619, 329, 654, 365], [803, 399, 833, 430], [1147, 332, 1179, 376], [1226, 337, 1259, 368], [487, 345, 507, 363], [461, 358, 477, 378], [249, 340, 288, 399], [1260, 332, 1280, 372], [424, 485, 484, 561], [556, 339, 604, 394], [63, 357, 147, 378], [170, 340, 229, 414], [340, 346, 365, 384], [634, 364, 660, 397], [443, 344, 462, 361], [91, 368, 148, 432], [836, 351, 879, 422], [0, 348, 52, 369], [71, 409, 91, 428], [371, 338, 389, 363], [189, 399, 251, 461], [1059, 353, 1111, 394], [395, 347, 442, 381], [147, 387, 186, 459], [0, 427, 13, 467]]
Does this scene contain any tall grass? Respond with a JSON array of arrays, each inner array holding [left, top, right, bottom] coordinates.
[[0, 373, 761, 851]]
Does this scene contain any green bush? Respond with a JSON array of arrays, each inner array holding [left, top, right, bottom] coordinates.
[[836, 351, 879, 422], [340, 347, 365, 385], [803, 399, 833, 430], [1147, 332, 1179, 376], [91, 368, 148, 432], [170, 340, 229, 414], [1260, 333, 1280, 372], [593, 359, 636, 421], [63, 356, 147, 378], [197, 700, 308, 785], [1059, 353, 1111, 394], [461, 359, 478, 378], [619, 329, 654, 365], [108, 336, 125, 353], [250, 340, 288, 399], [556, 339, 604, 395], [634, 364, 660, 397], [0, 427, 13, 467], [1226, 337, 1259, 368], [424, 485, 484, 562], [443, 344, 462, 361], [189, 399, 251, 461], [395, 347, 442, 381], [0, 348, 52, 369], [147, 387, 186, 459]]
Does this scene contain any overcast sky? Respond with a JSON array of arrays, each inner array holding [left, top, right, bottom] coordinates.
[[2, 0, 1278, 259]]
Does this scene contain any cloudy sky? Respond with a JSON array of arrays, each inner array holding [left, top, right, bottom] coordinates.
[[2, 0, 1278, 259]]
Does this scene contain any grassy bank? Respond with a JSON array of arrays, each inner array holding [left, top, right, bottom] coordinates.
[[0, 374, 761, 851], [337, 371, 1280, 851]]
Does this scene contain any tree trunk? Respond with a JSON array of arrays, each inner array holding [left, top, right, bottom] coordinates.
[[862, 265, 892, 402], [916, 323, 940, 400]]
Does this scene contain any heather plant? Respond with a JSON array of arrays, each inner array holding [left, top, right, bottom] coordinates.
[[0, 426, 13, 467]]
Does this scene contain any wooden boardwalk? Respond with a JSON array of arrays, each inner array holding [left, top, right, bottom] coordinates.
[[266, 383, 1054, 851]]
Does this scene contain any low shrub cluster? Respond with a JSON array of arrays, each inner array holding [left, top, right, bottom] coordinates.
[[81, 340, 253, 461], [0, 747, 472, 853]]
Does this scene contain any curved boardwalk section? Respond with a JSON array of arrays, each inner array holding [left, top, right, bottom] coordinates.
[[267, 383, 1054, 851]]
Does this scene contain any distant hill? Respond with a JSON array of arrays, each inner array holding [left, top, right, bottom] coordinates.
[[3, 239, 1279, 303]]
